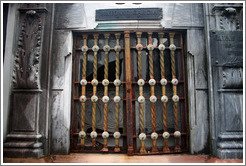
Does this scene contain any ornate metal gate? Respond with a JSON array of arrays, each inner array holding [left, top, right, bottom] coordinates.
[[71, 31, 188, 155]]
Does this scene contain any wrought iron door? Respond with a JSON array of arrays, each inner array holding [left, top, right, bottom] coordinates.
[[71, 31, 188, 155]]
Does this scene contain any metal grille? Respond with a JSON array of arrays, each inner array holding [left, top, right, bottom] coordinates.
[[71, 31, 188, 155]]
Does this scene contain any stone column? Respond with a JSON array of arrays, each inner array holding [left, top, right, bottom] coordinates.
[[3, 4, 48, 158], [205, 3, 243, 159]]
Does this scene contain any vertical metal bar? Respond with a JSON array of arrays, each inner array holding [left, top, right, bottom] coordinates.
[[136, 32, 147, 154], [91, 33, 99, 149], [124, 31, 134, 155], [101, 33, 110, 152], [114, 33, 121, 152], [169, 32, 181, 152], [158, 32, 170, 153], [181, 33, 189, 151], [79, 34, 88, 146], [147, 32, 158, 153]]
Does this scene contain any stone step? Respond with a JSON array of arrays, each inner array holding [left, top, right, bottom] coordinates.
[[4, 148, 43, 158], [217, 141, 243, 149], [6, 133, 42, 140], [4, 141, 43, 148]]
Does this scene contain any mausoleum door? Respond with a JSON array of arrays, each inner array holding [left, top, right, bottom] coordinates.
[[71, 31, 188, 155]]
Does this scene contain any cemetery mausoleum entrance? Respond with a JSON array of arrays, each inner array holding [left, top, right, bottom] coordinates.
[[71, 30, 188, 155]]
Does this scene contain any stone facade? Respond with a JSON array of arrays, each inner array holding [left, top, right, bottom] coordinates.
[[2, 2, 243, 159]]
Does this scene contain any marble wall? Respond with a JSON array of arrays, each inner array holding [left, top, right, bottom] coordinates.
[[3, 2, 242, 158]]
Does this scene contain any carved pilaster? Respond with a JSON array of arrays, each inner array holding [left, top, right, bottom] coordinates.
[[212, 4, 243, 31], [13, 5, 47, 89], [210, 30, 243, 159], [4, 4, 48, 158]]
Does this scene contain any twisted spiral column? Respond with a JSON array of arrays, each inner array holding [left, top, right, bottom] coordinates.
[[92, 34, 99, 149], [114, 33, 121, 152], [101, 33, 110, 152], [169, 32, 181, 152], [80, 34, 88, 146], [148, 32, 158, 153], [158, 32, 170, 153], [136, 32, 147, 154]]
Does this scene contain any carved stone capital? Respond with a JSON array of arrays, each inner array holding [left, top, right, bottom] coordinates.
[[13, 4, 47, 89]]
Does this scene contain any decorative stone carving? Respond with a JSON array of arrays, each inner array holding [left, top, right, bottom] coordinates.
[[222, 67, 243, 89], [13, 9, 44, 89], [212, 4, 243, 31], [5, 4, 48, 158]]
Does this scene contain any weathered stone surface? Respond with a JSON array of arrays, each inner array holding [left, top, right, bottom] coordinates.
[[54, 3, 86, 29], [190, 91, 209, 153], [52, 30, 72, 89], [223, 93, 243, 131], [171, 3, 204, 27], [210, 31, 243, 67], [210, 30, 243, 159], [50, 30, 72, 154], [12, 93, 38, 132], [50, 91, 70, 154], [4, 148, 43, 158], [187, 29, 209, 154], [187, 29, 207, 89], [3, 4, 19, 142]]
